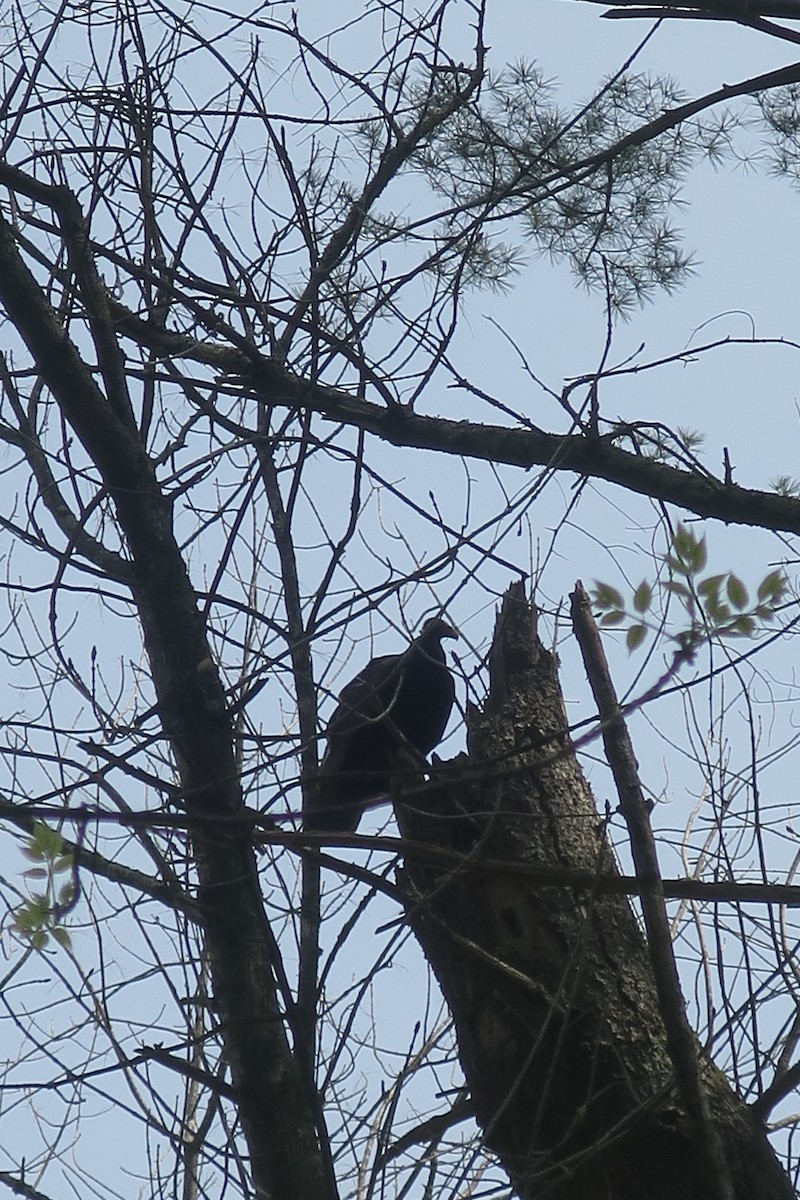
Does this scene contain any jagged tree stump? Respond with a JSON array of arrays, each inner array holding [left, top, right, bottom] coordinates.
[[395, 582, 791, 1200]]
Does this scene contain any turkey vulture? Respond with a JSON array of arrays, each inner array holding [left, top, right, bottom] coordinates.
[[307, 617, 457, 833]]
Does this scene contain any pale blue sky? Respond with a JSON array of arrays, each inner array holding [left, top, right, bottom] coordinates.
[[4, 2, 800, 1192]]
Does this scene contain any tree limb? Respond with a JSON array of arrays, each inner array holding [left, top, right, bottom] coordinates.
[[0, 204, 328, 1200], [571, 581, 734, 1200]]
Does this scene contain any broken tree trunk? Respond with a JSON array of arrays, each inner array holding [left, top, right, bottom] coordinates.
[[394, 581, 792, 1200]]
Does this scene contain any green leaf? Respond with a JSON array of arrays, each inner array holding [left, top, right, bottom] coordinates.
[[706, 602, 731, 626], [52, 927, 72, 950], [13, 909, 38, 933], [665, 555, 691, 577], [23, 867, 48, 881], [726, 575, 748, 611], [27, 894, 51, 919], [697, 574, 725, 598], [21, 845, 46, 862], [757, 570, 786, 605], [626, 624, 648, 651], [662, 580, 691, 601], [57, 883, 75, 906], [592, 582, 625, 611], [672, 525, 706, 574], [724, 615, 757, 638], [32, 822, 64, 860], [23, 822, 64, 865], [632, 582, 652, 613], [600, 610, 625, 626], [672, 524, 693, 561]]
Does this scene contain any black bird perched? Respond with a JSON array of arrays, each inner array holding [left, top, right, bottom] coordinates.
[[307, 617, 457, 833]]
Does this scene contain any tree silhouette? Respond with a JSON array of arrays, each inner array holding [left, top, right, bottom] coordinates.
[[1, 3, 800, 1199]]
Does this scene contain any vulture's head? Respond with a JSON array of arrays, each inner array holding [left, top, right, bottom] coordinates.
[[419, 616, 458, 643]]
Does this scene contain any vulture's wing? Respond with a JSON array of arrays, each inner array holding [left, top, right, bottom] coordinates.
[[306, 653, 404, 833], [323, 653, 404, 741], [307, 622, 456, 834]]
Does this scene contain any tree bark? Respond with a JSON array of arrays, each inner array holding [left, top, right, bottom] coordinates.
[[395, 582, 792, 1200]]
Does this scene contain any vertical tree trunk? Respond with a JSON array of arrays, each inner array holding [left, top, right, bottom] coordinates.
[[395, 582, 791, 1200], [0, 211, 328, 1200]]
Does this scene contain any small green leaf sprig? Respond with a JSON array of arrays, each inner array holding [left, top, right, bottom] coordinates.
[[593, 524, 787, 655], [12, 822, 77, 951]]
